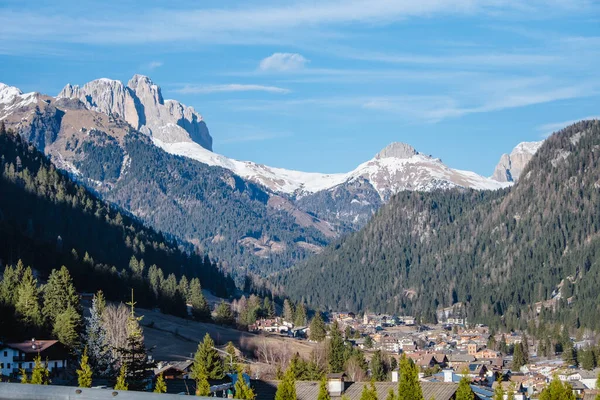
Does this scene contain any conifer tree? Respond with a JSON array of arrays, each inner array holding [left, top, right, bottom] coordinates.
[[317, 375, 331, 400], [30, 355, 50, 385], [386, 388, 396, 400], [189, 278, 211, 321], [194, 363, 211, 396], [493, 382, 505, 400], [154, 373, 167, 393], [20, 368, 28, 384], [114, 365, 128, 391], [512, 343, 526, 370], [275, 366, 296, 400], [455, 373, 473, 400], [539, 376, 575, 400], [191, 333, 224, 380], [370, 350, 387, 381], [234, 369, 255, 400], [118, 291, 154, 390], [215, 301, 235, 326], [225, 341, 240, 373], [328, 321, 346, 373], [294, 303, 307, 327], [263, 297, 275, 318], [85, 291, 113, 377], [360, 380, 378, 400], [42, 266, 81, 324], [0, 261, 24, 306], [283, 299, 295, 323], [77, 347, 93, 388], [15, 266, 42, 328], [397, 354, 423, 400], [53, 305, 81, 349], [309, 312, 327, 342]]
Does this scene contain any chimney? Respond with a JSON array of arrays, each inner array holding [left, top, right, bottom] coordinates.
[[391, 370, 399, 382], [327, 373, 345, 396], [443, 369, 454, 383]]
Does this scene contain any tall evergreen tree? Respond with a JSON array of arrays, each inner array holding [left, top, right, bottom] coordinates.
[[397, 354, 423, 400], [193, 363, 210, 396], [84, 291, 113, 377], [360, 381, 379, 400], [191, 333, 224, 380], [455, 374, 473, 400], [114, 365, 128, 391], [42, 266, 81, 324], [493, 383, 505, 400], [225, 341, 240, 373], [53, 305, 81, 349], [233, 370, 255, 400], [188, 278, 211, 321], [294, 303, 308, 327], [118, 292, 153, 390], [30, 355, 50, 385], [77, 347, 93, 388], [539, 377, 575, 400], [283, 299, 295, 323], [370, 350, 387, 382], [309, 312, 327, 342], [275, 366, 297, 400], [15, 266, 42, 328], [328, 321, 346, 373], [215, 301, 235, 326], [512, 342, 526, 370], [154, 373, 167, 393], [317, 375, 331, 400]]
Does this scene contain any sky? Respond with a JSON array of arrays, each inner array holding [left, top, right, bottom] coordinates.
[[1, 0, 599, 176]]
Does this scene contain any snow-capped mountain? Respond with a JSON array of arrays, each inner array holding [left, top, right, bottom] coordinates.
[[154, 136, 508, 199], [54, 75, 508, 199], [492, 141, 544, 182], [58, 75, 212, 150]]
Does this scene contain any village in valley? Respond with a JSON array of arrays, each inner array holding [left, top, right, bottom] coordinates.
[[3, 282, 594, 400]]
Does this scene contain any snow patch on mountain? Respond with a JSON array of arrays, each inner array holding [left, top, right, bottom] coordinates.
[[154, 139, 509, 198]]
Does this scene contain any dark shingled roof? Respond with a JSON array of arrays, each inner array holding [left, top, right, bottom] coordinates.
[[253, 380, 459, 400]]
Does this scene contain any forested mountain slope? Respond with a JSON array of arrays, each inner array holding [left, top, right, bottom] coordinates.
[[280, 120, 600, 330], [0, 124, 235, 310]]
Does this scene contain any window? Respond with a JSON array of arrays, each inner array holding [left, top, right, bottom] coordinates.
[[30, 363, 33, 369], [19, 363, 22, 369], [3, 351, 6, 357], [7, 363, 10, 369], [54, 361, 58, 368]]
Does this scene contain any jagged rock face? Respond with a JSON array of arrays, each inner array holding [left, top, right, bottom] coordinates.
[[58, 75, 213, 150], [492, 141, 543, 182]]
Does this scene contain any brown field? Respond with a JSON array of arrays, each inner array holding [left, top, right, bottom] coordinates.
[[138, 307, 316, 362]]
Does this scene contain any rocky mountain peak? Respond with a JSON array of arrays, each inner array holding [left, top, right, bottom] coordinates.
[[56, 74, 212, 151], [375, 142, 419, 159], [491, 140, 543, 182]]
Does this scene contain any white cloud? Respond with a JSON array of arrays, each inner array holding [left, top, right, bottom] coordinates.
[[259, 53, 308, 72], [147, 61, 163, 69], [174, 83, 290, 94], [3, 0, 592, 46]]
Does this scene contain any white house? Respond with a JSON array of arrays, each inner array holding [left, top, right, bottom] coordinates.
[[0, 339, 69, 376]]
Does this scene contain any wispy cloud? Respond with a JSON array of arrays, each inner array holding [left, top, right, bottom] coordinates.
[[147, 61, 163, 70], [537, 115, 600, 137], [0, 0, 593, 47], [174, 84, 291, 94], [259, 53, 308, 72]]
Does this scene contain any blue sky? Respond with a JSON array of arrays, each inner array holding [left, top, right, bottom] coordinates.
[[1, 0, 599, 175]]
